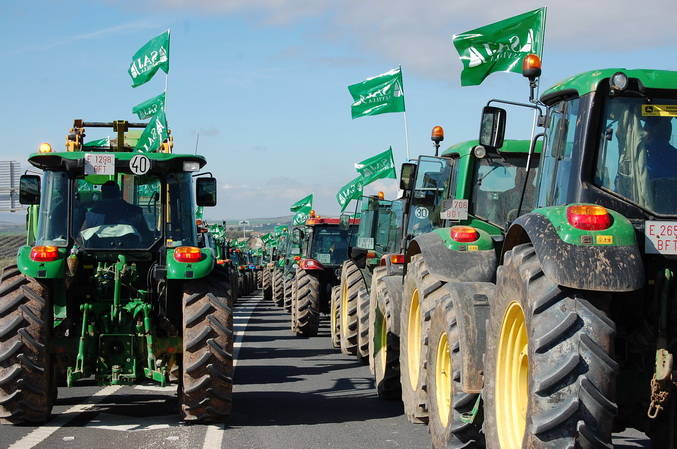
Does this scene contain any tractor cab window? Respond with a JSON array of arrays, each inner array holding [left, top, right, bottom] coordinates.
[[72, 175, 162, 250], [166, 173, 198, 247], [471, 155, 538, 228], [374, 199, 403, 254], [407, 156, 454, 236], [35, 171, 69, 247], [310, 226, 352, 266], [537, 98, 580, 207], [594, 96, 677, 215]]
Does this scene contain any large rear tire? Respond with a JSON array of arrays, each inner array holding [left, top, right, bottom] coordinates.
[[262, 268, 272, 301], [367, 267, 387, 373], [272, 269, 284, 307], [0, 265, 54, 424], [400, 254, 446, 424], [426, 294, 483, 449], [180, 276, 233, 423], [356, 287, 370, 362], [293, 269, 320, 337], [339, 260, 365, 356], [373, 273, 403, 400], [283, 271, 294, 313], [330, 285, 341, 348], [484, 243, 617, 449]]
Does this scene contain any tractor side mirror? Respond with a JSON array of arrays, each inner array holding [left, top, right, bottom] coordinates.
[[399, 163, 416, 191], [479, 106, 506, 151], [19, 175, 40, 205], [196, 177, 217, 207], [339, 213, 350, 230]]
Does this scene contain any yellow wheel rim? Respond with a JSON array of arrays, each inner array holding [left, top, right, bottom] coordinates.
[[330, 291, 337, 339], [379, 311, 388, 373], [341, 281, 349, 341], [435, 332, 451, 428], [407, 288, 421, 389], [496, 301, 529, 449]]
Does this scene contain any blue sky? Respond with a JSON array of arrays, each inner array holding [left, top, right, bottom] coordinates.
[[2, 0, 676, 221]]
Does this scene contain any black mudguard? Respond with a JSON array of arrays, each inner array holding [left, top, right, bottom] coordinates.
[[408, 232, 497, 283], [443, 281, 494, 394], [503, 212, 644, 292]]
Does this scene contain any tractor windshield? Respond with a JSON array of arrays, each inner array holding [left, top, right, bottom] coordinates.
[[310, 225, 352, 266], [375, 199, 403, 254], [407, 156, 454, 236], [35, 171, 69, 247], [594, 96, 677, 216], [71, 174, 163, 250], [471, 155, 537, 228]]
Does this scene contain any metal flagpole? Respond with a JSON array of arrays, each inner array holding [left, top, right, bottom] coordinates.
[[528, 7, 547, 140], [164, 28, 170, 113], [399, 66, 411, 160]]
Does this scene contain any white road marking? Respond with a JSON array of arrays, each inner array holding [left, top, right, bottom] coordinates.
[[7, 385, 122, 449], [132, 384, 178, 393], [201, 294, 261, 449]]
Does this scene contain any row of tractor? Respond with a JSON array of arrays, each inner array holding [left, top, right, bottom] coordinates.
[[260, 61, 677, 448]]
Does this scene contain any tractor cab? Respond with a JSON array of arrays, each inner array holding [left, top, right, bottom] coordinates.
[[350, 193, 404, 269]]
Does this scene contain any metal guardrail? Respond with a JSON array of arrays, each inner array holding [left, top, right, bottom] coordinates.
[[0, 161, 22, 212]]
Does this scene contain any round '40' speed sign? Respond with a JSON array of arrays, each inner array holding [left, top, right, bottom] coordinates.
[[129, 154, 150, 175]]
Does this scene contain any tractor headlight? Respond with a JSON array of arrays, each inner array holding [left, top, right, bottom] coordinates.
[[183, 161, 200, 172], [610, 72, 628, 91]]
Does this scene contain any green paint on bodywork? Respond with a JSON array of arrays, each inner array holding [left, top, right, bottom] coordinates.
[[542, 68, 677, 102], [166, 248, 214, 279], [16, 245, 67, 279], [533, 204, 637, 247], [432, 227, 494, 251]]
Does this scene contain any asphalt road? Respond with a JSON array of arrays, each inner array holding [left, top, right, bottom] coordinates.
[[0, 291, 653, 449]]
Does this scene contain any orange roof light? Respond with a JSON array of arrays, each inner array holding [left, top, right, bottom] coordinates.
[[39, 143, 52, 153], [450, 226, 480, 243], [174, 246, 202, 263], [30, 245, 59, 262], [566, 205, 612, 231], [431, 126, 444, 143], [309, 210, 316, 218], [377, 191, 385, 200], [522, 54, 542, 80]]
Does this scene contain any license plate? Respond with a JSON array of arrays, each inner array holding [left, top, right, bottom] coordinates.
[[357, 237, 374, 250], [317, 253, 331, 264], [645, 221, 677, 254]]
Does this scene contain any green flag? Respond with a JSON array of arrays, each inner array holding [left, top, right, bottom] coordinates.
[[292, 210, 310, 226], [128, 31, 170, 88], [83, 136, 110, 148], [135, 110, 168, 153], [290, 194, 313, 213], [132, 92, 166, 120], [355, 147, 397, 185], [336, 175, 364, 212], [452, 8, 545, 86], [195, 206, 204, 220], [348, 67, 405, 119]]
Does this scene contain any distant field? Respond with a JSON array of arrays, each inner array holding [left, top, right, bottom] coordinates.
[[0, 234, 23, 269]]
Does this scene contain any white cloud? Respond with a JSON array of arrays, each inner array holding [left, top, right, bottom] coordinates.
[[148, 0, 677, 78]]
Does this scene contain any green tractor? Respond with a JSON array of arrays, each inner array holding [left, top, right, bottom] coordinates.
[[469, 66, 677, 448], [281, 223, 307, 312], [332, 193, 404, 364], [270, 225, 290, 308], [0, 120, 232, 424], [290, 214, 359, 337], [390, 131, 539, 437], [260, 232, 280, 302]]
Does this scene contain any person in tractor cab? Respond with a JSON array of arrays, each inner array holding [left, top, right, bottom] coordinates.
[[642, 117, 677, 180], [78, 181, 152, 245]]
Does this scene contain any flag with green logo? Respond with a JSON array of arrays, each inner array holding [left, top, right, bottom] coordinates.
[[355, 147, 397, 185], [132, 92, 166, 120], [336, 175, 364, 212], [128, 31, 170, 88], [292, 210, 311, 226], [195, 206, 204, 220], [290, 194, 313, 213], [348, 67, 405, 119], [135, 110, 168, 152], [83, 136, 110, 148], [452, 8, 545, 86]]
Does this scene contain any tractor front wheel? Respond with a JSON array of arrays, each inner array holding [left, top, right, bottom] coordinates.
[[330, 285, 341, 348], [180, 276, 233, 422], [293, 269, 320, 337], [272, 269, 284, 307], [339, 260, 365, 356], [0, 265, 54, 424], [373, 274, 403, 400], [484, 243, 617, 449]]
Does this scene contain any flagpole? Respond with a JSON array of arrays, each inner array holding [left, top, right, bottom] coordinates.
[[164, 28, 170, 113], [399, 66, 411, 160]]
